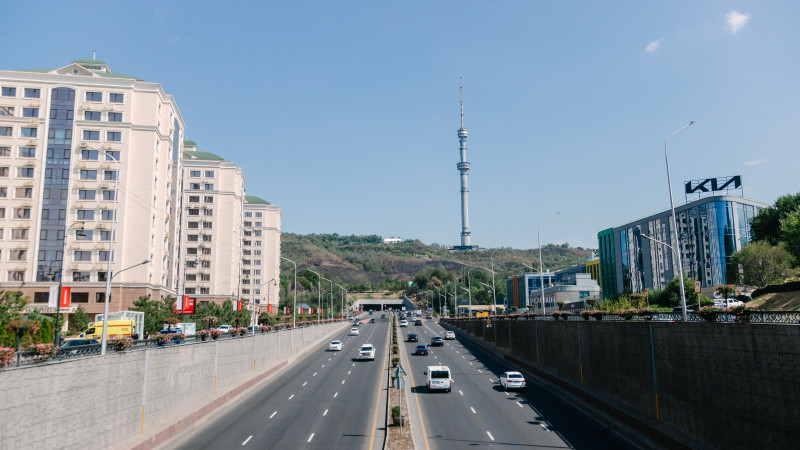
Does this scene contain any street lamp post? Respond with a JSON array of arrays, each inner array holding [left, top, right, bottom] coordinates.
[[522, 262, 541, 311], [665, 121, 696, 322], [538, 212, 559, 317], [51, 222, 85, 346], [490, 249, 500, 316], [81, 143, 120, 356], [458, 286, 470, 317], [280, 256, 297, 328], [252, 278, 276, 334], [306, 269, 322, 325]]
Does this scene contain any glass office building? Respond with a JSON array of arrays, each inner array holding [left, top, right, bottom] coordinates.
[[597, 195, 769, 297]]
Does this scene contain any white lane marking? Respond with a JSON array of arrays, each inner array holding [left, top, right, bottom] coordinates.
[[459, 390, 464, 395], [487, 431, 495, 441], [323, 409, 328, 416], [269, 411, 277, 418], [489, 379, 495, 383], [303, 382, 308, 386], [322, 364, 325, 368], [517, 401, 524, 408], [541, 424, 551, 432], [313, 372, 317, 377], [352, 363, 355, 367], [348, 370, 351, 375], [307, 433, 315, 442], [334, 392, 338, 398], [328, 357, 332, 361], [469, 362, 473, 365], [288, 394, 294, 400], [242, 435, 253, 446], [470, 407, 476, 414], [505, 392, 510, 396], [342, 379, 346, 384]]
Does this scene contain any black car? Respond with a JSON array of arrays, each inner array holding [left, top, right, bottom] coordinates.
[[430, 336, 444, 346], [407, 333, 418, 342], [415, 344, 429, 355], [370, 318, 376, 323], [57, 339, 101, 359]]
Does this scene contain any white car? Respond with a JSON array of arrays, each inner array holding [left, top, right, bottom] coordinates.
[[399, 320, 408, 327], [218, 325, 233, 333], [424, 365, 453, 392], [349, 328, 360, 336], [500, 371, 527, 391], [329, 340, 343, 351], [444, 331, 456, 340], [358, 344, 376, 361]]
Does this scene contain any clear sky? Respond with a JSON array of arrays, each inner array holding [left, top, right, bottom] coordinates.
[[3, 1, 798, 250]]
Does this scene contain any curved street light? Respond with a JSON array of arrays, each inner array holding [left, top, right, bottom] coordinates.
[[280, 256, 297, 328], [538, 212, 559, 316]]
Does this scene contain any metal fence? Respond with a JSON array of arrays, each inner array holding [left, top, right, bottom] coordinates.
[[2, 319, 345, 370], [454, 311, 800, 325]]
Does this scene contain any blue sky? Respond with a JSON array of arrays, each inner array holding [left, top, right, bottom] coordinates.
[[3, 1, 798, 250]]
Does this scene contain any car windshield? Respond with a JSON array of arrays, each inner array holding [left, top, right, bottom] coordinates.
[[417, 346, 427, 349], [360, 346, 372, 351], [431, 370, 449, 379], [508, 373, 523, 378], [331, 341, 341, 345]]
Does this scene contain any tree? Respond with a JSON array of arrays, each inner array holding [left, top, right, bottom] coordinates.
[[131, 295, 169, 336], [751, 192, 800, 245], [780, 209, 800, 266], [732, 241, 796, 286], [648, 276, 700, 308], [716, 284, 736, 300], [70, 305, 90, 333], [0, 291, 28, 347]]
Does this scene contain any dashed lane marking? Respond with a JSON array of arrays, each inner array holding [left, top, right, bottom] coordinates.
[[313, 372, 317, 376], [323, 409, 328, 416], [470, 407, 476, 414], [307, 433, 315, 442], [242, 435, 252, 446], [269, 411, 277, 418], [334, 392, 338, 398], [541, 424, 551, 432], [342, 379, 346, 384], [516, 401, 524, 408], [487, 431, 495, 441], [302, 382, 307, 386], [459, 390, 464, 395]]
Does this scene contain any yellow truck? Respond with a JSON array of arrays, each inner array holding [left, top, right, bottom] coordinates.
[[83, 320, 136, 340]]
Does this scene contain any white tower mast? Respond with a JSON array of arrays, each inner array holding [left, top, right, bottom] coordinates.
[[457, 77, 472, 248]]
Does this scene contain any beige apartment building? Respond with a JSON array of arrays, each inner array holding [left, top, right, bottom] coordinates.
[[0, 59, 281, 328]]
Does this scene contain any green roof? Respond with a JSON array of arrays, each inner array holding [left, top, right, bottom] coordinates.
[[245, 195, 271, 205], [183, 150, 224, 161], [72, 59, 108, 65], [95, 72, 142, 81], [183, 140, 197, 147]]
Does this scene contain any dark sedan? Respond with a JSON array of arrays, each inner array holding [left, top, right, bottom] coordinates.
[[415, 344, 429, 355], [407, 333, 418, 342], [430, 336, 444, 346]]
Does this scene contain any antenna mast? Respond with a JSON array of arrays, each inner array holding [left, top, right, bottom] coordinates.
[[459, 76, 464, 128]]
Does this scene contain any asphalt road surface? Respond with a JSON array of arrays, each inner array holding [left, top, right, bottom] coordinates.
[[399, 315, 642, 449], [173, 314, 391, 449]]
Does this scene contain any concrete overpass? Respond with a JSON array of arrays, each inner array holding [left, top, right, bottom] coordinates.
[[352, 297, 416, 312]]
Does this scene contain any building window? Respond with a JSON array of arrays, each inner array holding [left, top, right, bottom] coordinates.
[[189, 170, 201, 177], [99, 230, 113, 241], [104, 170, 118, 181], [107, 131, 121, 142], [187, 222, 199, 229], [185, 274, 197, 282], [187, 208, 199, 216], [14, 187, 32, 198], [244, 221, 252, 227], [74, 251, 92, 261], [21, 127, 38, 138], [201, 261, 211, 268], [0, 127, 12, 137], [189, 183, 200, 190], [14, 208, 31, 219], [8, 271, 25, 281], [10, 249, 27, 261], [1, 87, 16, 97], [187, 234, 198, 242], [101, 210, 115, 221], [18, 167, 34, 178], [102, 190, 116, 201], [203, 208, 213, 216], [0, 106, 13, 116], [108, 112, 122, 122], [98, 251, 110, 261], [200, 274, 211, 282], [19, 147, 35, 158], [255, 212, 263, 218], [244, 212, 252, 218], [98, 272, 108, 282], [84, 111, 101, 121], [204, 170, 214, 178], [22, 108, 38, 118], [86, 91, 102, 102], [202, 222, 212, 229], [0, 167, 8, 177], [184, 288, 196, 294], [203, 196, 213, 203], [33, 292, 50, 304], [188, 195, 200, 202], [201, 248, 211, 255], [0, 146, 10, 156], [83, 130, 100, 140], [81, 149, 99, 160], [199, 288, 210, 294], [104, 151, 120, 161], [109, 93, 124, 103], [186, 248, 198, 255], [71, 292, 89, 303], [202, 235, 212, 242], [80, 169, 97, 180], [204, 184, 214, 190], [11, 228, 29, 240], [76, 230, 93, 241], [77, 210, 95, 220], [23, 88, 41, 98], [72, 272, 91, 282]]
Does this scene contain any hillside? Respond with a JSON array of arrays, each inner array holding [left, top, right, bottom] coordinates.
[[280, 233, 595, 286]]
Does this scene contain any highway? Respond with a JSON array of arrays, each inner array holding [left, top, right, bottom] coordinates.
[[173, 314, 391, 449], [399, 315, 642, 449]]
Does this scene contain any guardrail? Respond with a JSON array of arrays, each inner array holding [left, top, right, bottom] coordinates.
[[2, 318, 347, 370], [446, 311, 800, 324]]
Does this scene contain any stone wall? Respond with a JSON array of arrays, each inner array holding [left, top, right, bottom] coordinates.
[[442, 318, 800, 449], [0, 322, 348, 449]]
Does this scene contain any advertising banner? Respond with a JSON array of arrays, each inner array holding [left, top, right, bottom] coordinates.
[[183, 296, 196, 315], [59, 287, 71, 308], [48, 286, 58, 308], [267, 304, 273, 313], [237, 300, 243, 311]]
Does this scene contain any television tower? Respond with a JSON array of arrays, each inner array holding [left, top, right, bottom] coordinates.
[[456, 77, 473, 249]]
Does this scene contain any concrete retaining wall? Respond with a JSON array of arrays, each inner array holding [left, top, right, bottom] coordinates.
[[0, 322, 348, 449], [443, 319, 800, 449]]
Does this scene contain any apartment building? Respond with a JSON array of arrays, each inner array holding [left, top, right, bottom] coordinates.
[[0, 59, 184, 319]]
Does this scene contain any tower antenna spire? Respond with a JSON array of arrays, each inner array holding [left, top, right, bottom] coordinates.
[[459, 76, 464, 129]]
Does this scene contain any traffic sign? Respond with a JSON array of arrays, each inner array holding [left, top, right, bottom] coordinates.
[[393, 363, 408, 378], [694, 281, 701, 293], [393, 377, 406, 389]]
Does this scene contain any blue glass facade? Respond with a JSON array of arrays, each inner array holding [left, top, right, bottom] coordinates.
[[36, 87, 75, 281], [602, 196, 767, 296]]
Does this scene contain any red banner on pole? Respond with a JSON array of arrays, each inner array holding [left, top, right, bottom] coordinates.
[[183, 296, 196, 315], [237, 300, 243, 311], [267, 304, 273, 313], [59, 286, 71, 308]]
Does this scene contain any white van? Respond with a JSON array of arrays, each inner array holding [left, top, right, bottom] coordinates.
[[424, 365, 453, 392]]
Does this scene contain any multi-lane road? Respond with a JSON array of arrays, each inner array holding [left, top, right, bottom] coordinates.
[[172, 313, 644, 449], [398, 316, 642, 449], [174, 314, 391, 449]]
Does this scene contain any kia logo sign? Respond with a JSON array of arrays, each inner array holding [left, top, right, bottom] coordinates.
[[685, 176, 741, 194]]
